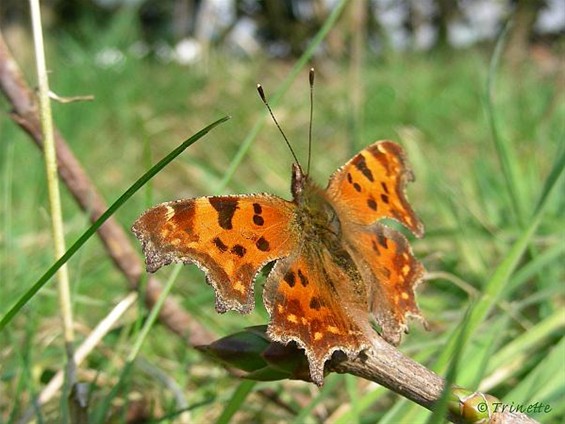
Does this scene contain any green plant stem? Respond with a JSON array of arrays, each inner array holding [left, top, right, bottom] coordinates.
[[29, 0, 76, 388], [485, 20, 525, 225], [127, 266, 180, 362], [216, 380, 257, 424]]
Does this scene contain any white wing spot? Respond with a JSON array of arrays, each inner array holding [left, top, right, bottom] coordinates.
[[233, 280, 245, 294], [164, 205, 175, 221]]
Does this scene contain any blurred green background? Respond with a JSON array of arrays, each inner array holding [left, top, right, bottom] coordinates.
[[0, 0, 563, 422]]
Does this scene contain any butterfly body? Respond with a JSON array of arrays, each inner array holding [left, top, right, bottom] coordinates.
[[291, 167, 342, 249], [132, 140, 425, 385]]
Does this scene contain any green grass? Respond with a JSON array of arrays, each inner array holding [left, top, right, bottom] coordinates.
[[1, 19, 563, 424]]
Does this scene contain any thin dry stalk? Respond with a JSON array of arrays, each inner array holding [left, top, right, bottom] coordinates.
[[29, 0, 76, 384], [18, 293, 138, 423]]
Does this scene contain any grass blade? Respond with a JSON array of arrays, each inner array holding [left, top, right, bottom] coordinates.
[[426, 307, 471, 424], [214, 0, 348, 192], [503, 336, 565, 419], [484, 20, 525, 225], [0, 115, 230, 332], [216, 380, 256, 424], [533, 142, 565, 215], [92, 264, 182, 423], [432, 137, 564, 372]]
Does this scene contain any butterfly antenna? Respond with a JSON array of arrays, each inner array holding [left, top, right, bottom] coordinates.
[[257, 83, 301, 169], [307, 67, 314, 175]]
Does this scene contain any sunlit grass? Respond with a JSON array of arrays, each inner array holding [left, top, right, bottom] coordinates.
[[0, 22, 563, 423]]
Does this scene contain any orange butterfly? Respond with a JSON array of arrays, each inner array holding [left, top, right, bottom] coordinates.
[[132, 71, 426, 386]]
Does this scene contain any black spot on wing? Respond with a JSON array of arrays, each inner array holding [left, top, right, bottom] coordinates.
[[209, 197, 238, 230], [252, 202, 265, 226], [353, 154, 374, 182], [297, 269, 309, 287], [284, 271, 296, 287], [256, 236, 270, 252], [371, 239, 381, 255], [309, 297, 322, 310], [253, 215, 264, 226], [377, 233, 388, 249], [231, 244, 246, 257], [213, 237, 228, 252], [367, 197, 377, 211]]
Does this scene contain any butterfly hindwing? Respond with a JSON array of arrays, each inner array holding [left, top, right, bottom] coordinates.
[[344, 225, 426, 345], [264, 249, 370, 385]]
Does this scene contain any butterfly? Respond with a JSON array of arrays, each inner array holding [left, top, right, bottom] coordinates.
[[132, 73, 426, 386]]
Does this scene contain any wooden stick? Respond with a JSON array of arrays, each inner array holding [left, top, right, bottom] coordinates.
[[0, 30, 214, 347]]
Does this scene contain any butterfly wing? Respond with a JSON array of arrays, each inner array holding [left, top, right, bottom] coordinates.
[[132, 195, 297, 313], [345, 225, 426, 345], [264, 248, 371, 386], [326, 140, 424, 237], [326, 141, 426, 344]]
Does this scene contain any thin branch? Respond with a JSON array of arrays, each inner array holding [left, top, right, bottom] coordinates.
[[330, 337, 539, 423], [0, 30, 213, 347], [202, 327, 539, 423], [331, 337, 443, 410]]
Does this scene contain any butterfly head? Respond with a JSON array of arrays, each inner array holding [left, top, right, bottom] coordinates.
[[291, 163, 307, 200], [259, 68, 317, 202]]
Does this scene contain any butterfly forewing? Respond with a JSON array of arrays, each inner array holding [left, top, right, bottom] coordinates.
[[132, 195, 298, 313], [326, 141, 424, 237]]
